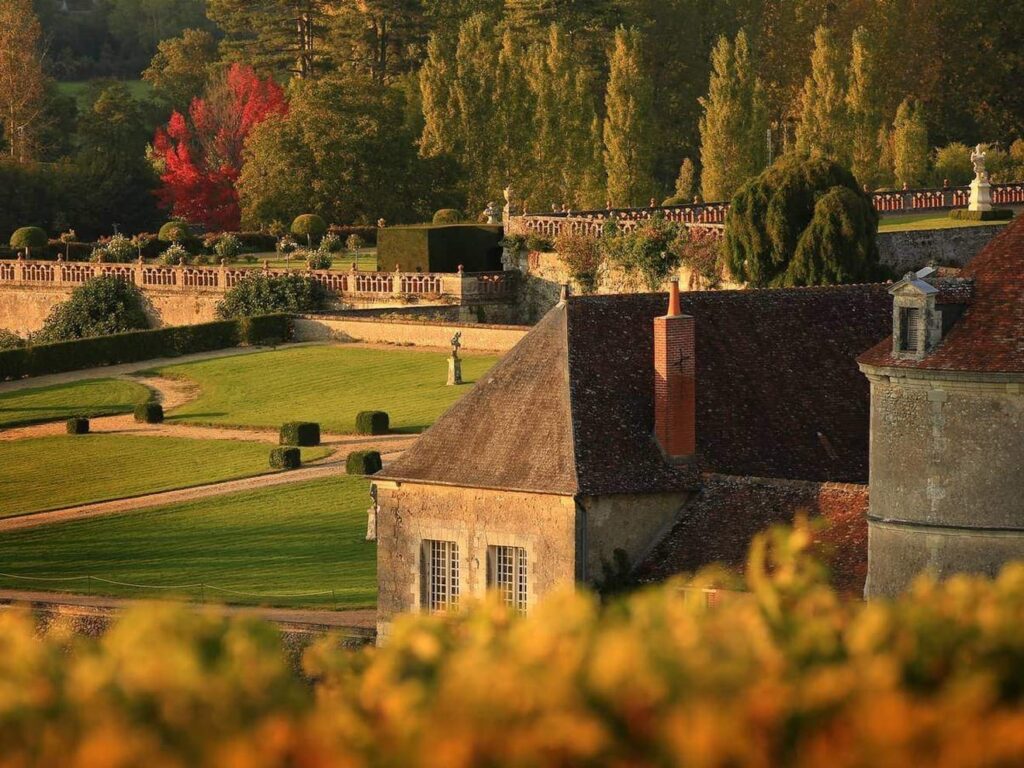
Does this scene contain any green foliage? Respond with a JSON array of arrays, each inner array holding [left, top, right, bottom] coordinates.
[[160, 243, 192, 265], [346, 449, 383, 475], [345, 234, 365, 252], [698, 31, 768, 202], [932, 142, 974, 186], [305, 250, 333, 271], [65, 417, 89, 435], [142, 28, 217, 109], [10, 226, 48, 251], [525, 233, 554, 252], [432, 208, 464, 224], [270, 446, 301, 470], [37, 276, 149, 344], [724, 156, 880, 287], [603, 27, 656, 207], [0, 315, 292, 381], [891, 98, 929, 187], [0, 329, 25, 350], [377, 224, 503, 272], [555, 230, 603, 293], [280, 422, 321, 447], [847, 26, 885, 188], [949, 209, 1014, 222], [291, 214, 328, 243], [319, 233, 343, 253], [600, 216, 685, 290], [158, 221, 191, 243], [216, 274, 328, 319], [795, 26, 851, 167], [213, 234, 242, 261], [134, 402, 164, 424], [355, 410, 390, 435], [91, 233, 137, 263], [673, 158, 696, 201]]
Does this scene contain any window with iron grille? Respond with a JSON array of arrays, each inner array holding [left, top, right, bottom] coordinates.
[[421, 539, 459, 613], [487, 545, 528, 614], [899, 307, 920, 352]]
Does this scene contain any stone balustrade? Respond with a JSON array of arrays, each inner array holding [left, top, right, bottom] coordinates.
[[510, 181, 1024, 239], [0, 257, 516, 305]]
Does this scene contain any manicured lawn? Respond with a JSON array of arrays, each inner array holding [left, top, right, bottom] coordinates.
[[0, 379, 152, 429], [156, 345, 499, 433], [878, 213, 1011, 232], [0, 476, 375, 609], [228, 251, 379, 271], [0, 434, 328, 518]]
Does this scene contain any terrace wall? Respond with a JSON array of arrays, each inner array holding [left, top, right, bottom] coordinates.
[[293, 314, 530, 352]]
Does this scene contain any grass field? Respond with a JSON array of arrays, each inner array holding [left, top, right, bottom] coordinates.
[[0, 476, 375, 609], [0, 434, 328, 518], [878, 212, 1012, 232], [228, 251, 379, 272], [155, 345, 499, 433], [0, 379, 152, 429]]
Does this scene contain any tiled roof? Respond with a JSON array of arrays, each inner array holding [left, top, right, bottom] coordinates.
[[637, 474, 869, 595], [381, 284, 892, 494], [860, 215, 1024, 373]]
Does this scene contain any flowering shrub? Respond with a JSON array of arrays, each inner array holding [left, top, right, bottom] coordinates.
[[305, 249, 333, 270], [214, 233, 242, 261], [160, 243, 192, 265], [276, 236, 298, 255], [600, 215, 685, 290], [320, 232, 343, 253], [555, 230, 604, 293], [2, 525, 1024, 765], [345, 233, 365, 252]]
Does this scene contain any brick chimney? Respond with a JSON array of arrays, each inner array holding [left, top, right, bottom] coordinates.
[[654, 278, 696, 462]]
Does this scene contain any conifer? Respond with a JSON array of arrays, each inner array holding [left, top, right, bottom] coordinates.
[[603, 27, 656, 208], [795, 26, 851, 167]]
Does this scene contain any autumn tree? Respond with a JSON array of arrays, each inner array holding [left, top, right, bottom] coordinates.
[[846, 26, 884, 189], [153, 64, 287, 231], [603, 27, 655, 208], [143, 28, 219, 110], [698, 30, 768, 202], [891, 97, 929, 187], [795, 26, 850, 166], [0, 0, 49, 162]]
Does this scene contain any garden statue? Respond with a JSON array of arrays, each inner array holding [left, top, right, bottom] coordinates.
[[971, 144, 987, 179], [969, 143, 993, 212], [484, 201, 501, 224], [503, 185, 516, 220], [447, 332, 463, 386]]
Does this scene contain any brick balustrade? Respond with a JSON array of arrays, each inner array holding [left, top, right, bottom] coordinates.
[[0, 258, 517, 305], [509, 181, 1024, 240]]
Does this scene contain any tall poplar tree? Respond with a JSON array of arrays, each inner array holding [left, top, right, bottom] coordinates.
[[846, 26, 884, 188], [795, 25, 851, 166], [891, 97, 929, 187], [0, 0, 48, 162], [698, 30, 768, 202], [603, 26, 655, 208]]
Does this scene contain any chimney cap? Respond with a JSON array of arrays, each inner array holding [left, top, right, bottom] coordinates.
[[666, 277, 681, 317]]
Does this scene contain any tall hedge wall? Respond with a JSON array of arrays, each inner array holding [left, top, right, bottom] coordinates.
[[377, 224, 503, 273], [0, 315, 292, 381]]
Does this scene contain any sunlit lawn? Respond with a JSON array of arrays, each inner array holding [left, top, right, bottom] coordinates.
[[0, 434, 328, 518], [227, 251, 378, 271], [0, 379, 151, 428], [155, 345, 498, 434], [878, 212, 1011, 232], [0, 476, 375, 609]]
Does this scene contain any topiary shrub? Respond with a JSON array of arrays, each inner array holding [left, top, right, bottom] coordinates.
[[10, 226, 48, 254], [432, 209, 464, 225], [345, 234, 365, 252], [355, 411, 389, 435], [280, 422, 321, 447], [724, 155, 882, 287], [66, 417, 90, 435], [949, 209, 1014, 222], [134, 402, 164, 424], [270, 447, 301, 470], [291, 214, 327, 245], [158, 221, 191, 243], [346, 449, 382, 475]]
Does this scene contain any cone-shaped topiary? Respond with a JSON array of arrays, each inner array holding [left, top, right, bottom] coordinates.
[[270, 447, 301, 470], [346, 450, 383, 475], [280, 422, 321, 447], [66, 417, 90, 434], [134, 402, 165, 424], [355, 411, 389, 435]]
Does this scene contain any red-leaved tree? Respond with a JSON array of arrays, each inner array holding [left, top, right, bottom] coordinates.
[[153, 64, 286, 231]]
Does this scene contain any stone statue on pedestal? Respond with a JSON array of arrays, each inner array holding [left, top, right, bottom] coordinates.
[[447, 331, 463, 386], [484, 201, 501, 224], [969, 144, 993, 212]]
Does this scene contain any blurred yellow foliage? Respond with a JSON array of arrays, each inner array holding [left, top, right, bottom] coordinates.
[[2, 522, 1024, 767]]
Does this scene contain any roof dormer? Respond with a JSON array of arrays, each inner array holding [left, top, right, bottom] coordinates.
[[889, 269, 941, 361]]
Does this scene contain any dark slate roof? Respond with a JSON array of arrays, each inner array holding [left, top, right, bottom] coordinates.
[[636, 474, 869, 596], [381, 284, 892, 494], [860, 215, 1024, 373]]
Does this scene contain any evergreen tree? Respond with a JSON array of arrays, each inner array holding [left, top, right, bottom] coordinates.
[[675, 158, 696, 199], [795, 25, 851, 166], [698, 30, 768, 202], [891, 97, 929, 187], [143, 28, 218, 110], [846, 26, 884, 189], [603, 26, 656, 208]]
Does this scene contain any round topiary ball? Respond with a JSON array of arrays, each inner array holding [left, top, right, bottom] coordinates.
[[10, 226, 48, 252], [158, 221, 191, 243], [291, 214, 328, 243], [432, 209, 464, 225]]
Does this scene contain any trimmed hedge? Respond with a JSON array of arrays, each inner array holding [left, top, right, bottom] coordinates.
[[66, 417, 90, 434], [270, 447, 301, 470], [10, 226, 48, 250], [280, 422, 320, 447], [346, 449, 382, 476], [949, 208, 1014, 221], [432, 209, 465, 225], [355, 411, 389, 435], [134, 402, 164, 424], [292, 214, 328, 242], [377, 224, 503, 273], [328, 225, 377, 246], [0, 315, 292, 381]]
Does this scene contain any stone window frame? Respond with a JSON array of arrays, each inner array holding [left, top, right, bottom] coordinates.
[[420, 538, 460, 613], [486, 544, 529, 614]]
